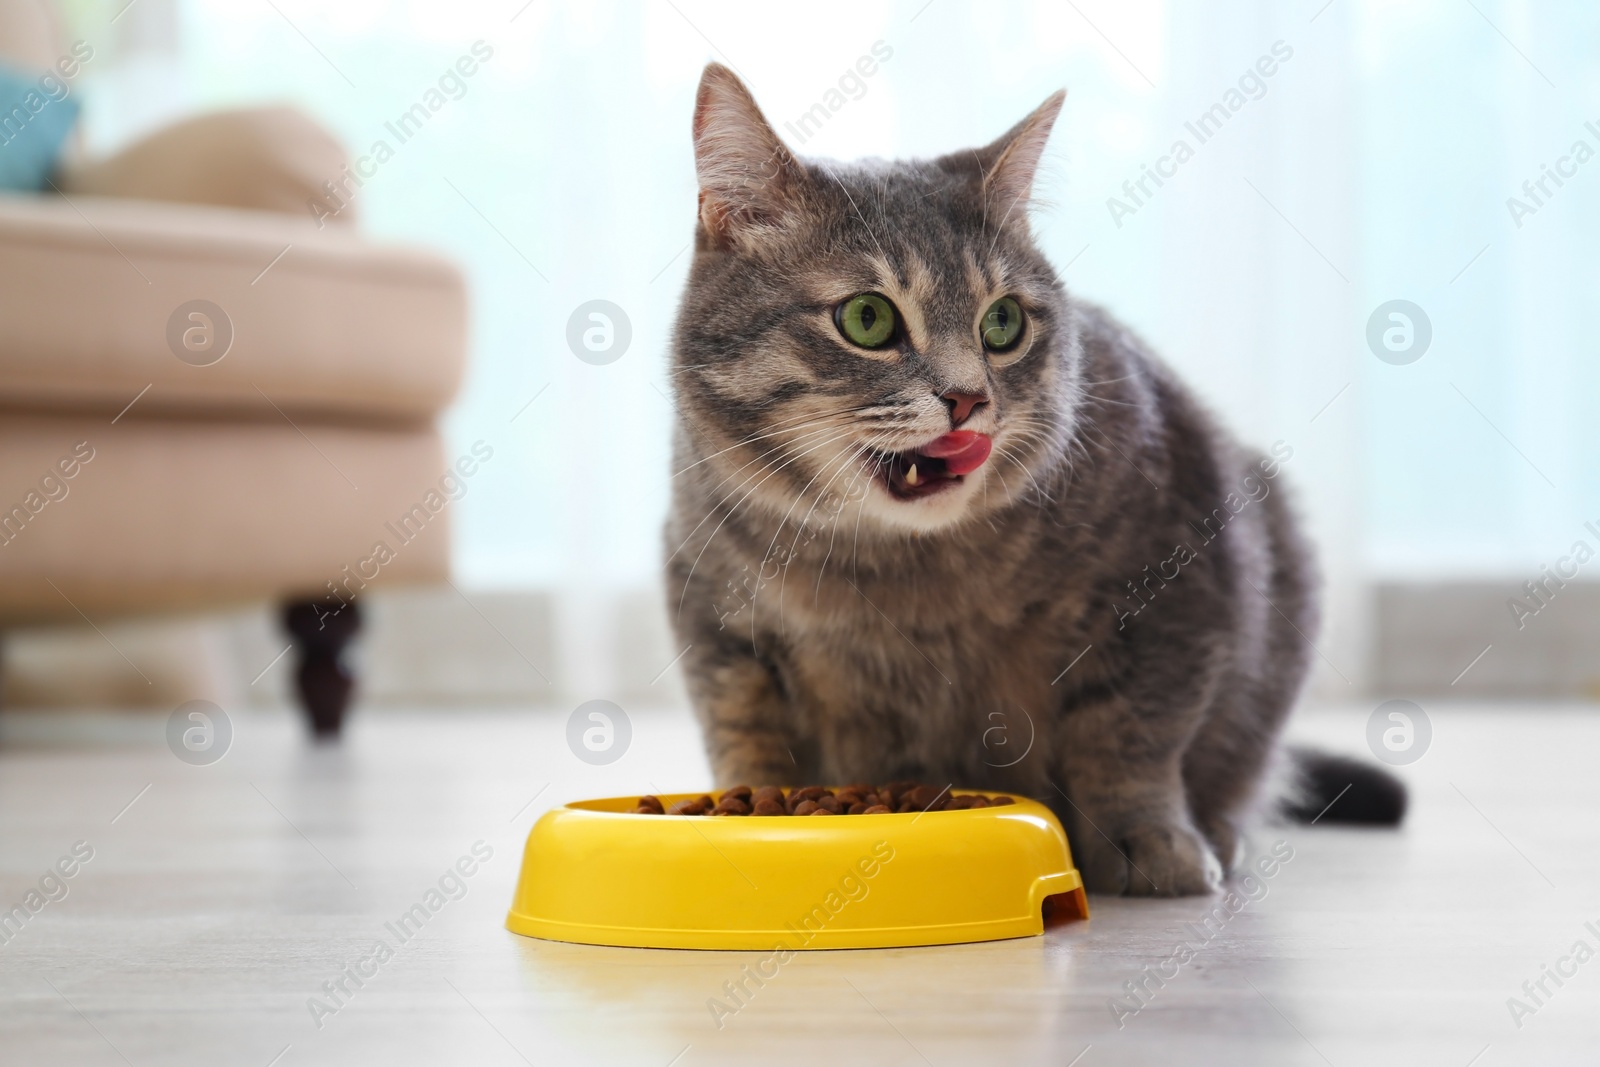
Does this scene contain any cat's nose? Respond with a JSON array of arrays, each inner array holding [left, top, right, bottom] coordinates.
[[940, 390, 990, 427]]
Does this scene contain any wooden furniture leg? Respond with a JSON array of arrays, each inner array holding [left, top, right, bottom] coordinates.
[[282, 598, 362, 738]]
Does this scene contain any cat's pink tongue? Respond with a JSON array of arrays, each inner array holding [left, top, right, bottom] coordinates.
[[919, 431, 992, 476]]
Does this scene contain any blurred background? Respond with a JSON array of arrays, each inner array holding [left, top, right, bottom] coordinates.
[[4, 0, 1597, 722]]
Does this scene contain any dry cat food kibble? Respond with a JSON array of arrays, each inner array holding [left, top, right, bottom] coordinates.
[[628, 782, 1017, 816]]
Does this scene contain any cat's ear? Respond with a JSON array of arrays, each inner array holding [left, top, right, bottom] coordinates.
[[972, 90, 1065, 226], [692, 63, 806, 249]]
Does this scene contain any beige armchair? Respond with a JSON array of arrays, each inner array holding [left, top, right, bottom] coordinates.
[[0, 4, 468, 734]]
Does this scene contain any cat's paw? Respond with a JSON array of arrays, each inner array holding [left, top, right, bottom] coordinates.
[[1078, 819, 1222, 897]]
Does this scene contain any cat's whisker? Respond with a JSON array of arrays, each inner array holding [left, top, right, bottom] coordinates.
[[666, 421, 865, 563], [714, 429, 865, 553], [771, 442, 873, 637], [674, 427, 863, 620], [811, 445, 878, 606], [784, 441, 872, 567], [992, 428, 1068, 470], [672, 412, 886, 530], [1078, 391, 1138, 409], [994, 425, 1069, 467], [673, 427, 854, 615], [671, 402, 886, 478], [671, 418, 851, 487], [755, 435, 867, 605], [992, 444, 1054, 505], [846, 447, 887, 585], [668, 419, 896, 572], [986, 451, 1015, 499], [673, 397, 917, 473]]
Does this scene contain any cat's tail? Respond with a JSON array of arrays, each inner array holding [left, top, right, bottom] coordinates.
[[1279, 747, 1408, 826]]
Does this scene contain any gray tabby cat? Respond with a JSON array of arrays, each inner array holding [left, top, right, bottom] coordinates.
[[665, 64, 1403, 896]]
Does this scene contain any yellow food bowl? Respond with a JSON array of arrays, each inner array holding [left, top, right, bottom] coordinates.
[[505, 790, 1087, 950]]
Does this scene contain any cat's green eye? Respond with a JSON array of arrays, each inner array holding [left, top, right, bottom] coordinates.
[[981, 296, 1025, 352], [835, 293, 898, 349]]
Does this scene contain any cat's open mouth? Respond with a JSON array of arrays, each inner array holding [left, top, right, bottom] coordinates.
[[871, 431, 993, 501]]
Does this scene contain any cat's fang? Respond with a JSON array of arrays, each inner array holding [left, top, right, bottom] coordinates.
[[871, 449, 963, 501]]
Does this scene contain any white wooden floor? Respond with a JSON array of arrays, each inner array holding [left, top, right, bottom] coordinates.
[[1, 701, 1596, 1066]]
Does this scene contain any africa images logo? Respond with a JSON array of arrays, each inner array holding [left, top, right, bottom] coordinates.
[[566, 700, 631, 765]]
